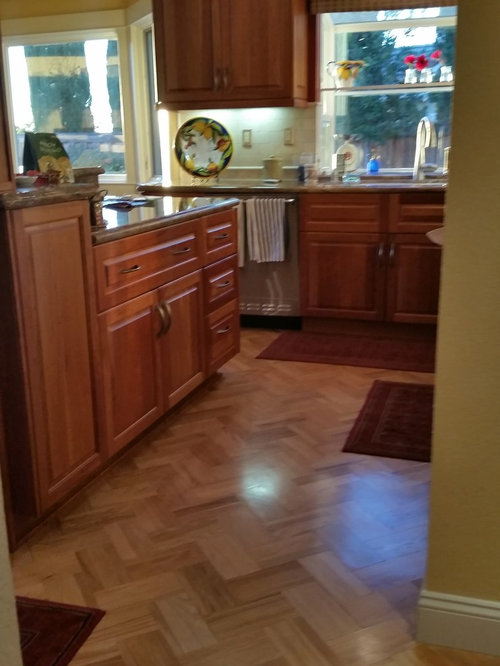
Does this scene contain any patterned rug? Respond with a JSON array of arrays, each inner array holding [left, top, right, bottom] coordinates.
[[16, 596, 105, 666], [256, 331, 435, 373], [342, 380, 434, 462]]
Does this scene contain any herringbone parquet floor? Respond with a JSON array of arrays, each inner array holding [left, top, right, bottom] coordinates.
[[11, 328, 500, 665]]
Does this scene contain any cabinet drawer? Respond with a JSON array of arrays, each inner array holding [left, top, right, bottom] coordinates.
[[389, 191, 445, 232], [94, 220, 202, 310], [202, 208, 238, 264], [300, 193, 384, 233], [203, 254, 239, 313], [206, 299, 240, 375]]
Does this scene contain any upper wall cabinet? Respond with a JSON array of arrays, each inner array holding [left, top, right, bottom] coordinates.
[[153, 0, 312, 110], [0, 31, 14, 191]]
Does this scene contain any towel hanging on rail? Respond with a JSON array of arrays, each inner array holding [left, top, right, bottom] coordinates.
[[245, 198, 286, 263]]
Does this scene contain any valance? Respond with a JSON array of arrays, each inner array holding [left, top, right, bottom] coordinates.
[[309, 0, 456, 12]]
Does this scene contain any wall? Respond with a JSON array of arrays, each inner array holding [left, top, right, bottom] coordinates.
[[0, 0, 135, 21], [175, 106, 317, 184], [417, 0, 500, 655]]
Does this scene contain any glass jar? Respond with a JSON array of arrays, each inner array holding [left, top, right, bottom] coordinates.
[[440, 65, 453, 82], [419, 68, 433, 83], [404, 68, 418, 84]]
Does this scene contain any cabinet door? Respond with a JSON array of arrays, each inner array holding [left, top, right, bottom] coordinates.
[[98, 291, 164, 454], [153, 0, 219, 106], [220, 0, 307, 103], [8, 202, 102, 510], [206, 299, 240, 376], [158, 271, 205, 408], [300, 232, 386, 320], [386, 233, 442, 324]]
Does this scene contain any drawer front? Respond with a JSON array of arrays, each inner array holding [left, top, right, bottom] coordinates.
[[206, 299, 240, 375], [389, 191, 446, 233], [300, 193, 384, 233], [203, 254, 239, 313], [202, 208, 238, 264], [94, 220, 202, 310]]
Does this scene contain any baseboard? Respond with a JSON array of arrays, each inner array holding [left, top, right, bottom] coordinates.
[[417, 589, 500, 657]]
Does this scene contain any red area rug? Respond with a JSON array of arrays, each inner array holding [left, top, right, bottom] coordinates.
[[342, 380, 434, 462], [16, 596, 105, 666], [257, 331, 435, 373]]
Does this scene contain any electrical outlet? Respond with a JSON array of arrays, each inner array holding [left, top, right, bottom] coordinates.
[[284, 127, 295, 146], [242, 129, 252, 147]]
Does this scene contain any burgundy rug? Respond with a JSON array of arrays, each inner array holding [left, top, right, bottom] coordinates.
[[342, 380, 434, 462], [16, 596, 105, 666], [257, 331, 435, 373]]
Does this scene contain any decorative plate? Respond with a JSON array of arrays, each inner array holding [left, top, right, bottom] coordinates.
[[336, 141, 360, 172], [174, 117, 233, 178]]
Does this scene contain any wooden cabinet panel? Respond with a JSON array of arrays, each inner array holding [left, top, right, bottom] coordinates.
[[386, 233, 442, 324], [300, 231, 385, 320], [5, 201, 102, 511], [202, 208, 238, 264], [389, 191, 445, 233], [300, 193, 384, 233], [203, 254, 239, 313], [153, 0, 310, 109], [206, 299, 240, 376], [98, 291, 164, 455], [158, 271, 205, 408], [94, 219, 203, 311]]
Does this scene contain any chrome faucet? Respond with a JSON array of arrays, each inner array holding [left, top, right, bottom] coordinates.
[[413, 116, 438, 181]]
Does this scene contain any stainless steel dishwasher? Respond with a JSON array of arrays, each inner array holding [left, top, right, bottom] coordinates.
[[238, 196, 300, 319]]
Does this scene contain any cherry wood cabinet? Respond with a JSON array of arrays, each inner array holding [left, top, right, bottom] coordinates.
[[0, 200, 104, 544], [94, 206, 239, 454], [153, 0, 311, 109], [300, 191, 444, 325], [0, 34, 14, 192]]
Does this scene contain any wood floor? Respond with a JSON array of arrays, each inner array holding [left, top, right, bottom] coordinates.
[[10, 328, 500, 665]]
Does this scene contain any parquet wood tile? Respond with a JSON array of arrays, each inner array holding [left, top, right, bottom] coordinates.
[[10, 328, 500, 665]]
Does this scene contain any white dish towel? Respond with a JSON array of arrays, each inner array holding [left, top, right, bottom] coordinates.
[[245, 198, 286, 263]]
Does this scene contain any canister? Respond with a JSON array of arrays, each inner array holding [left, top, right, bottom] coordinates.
[[263, 156, 283, 181]]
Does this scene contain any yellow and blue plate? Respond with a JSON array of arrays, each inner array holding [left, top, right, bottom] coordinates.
[[174, 117, 233, 178]]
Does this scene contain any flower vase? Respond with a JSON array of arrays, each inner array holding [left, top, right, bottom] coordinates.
[[404, 68, 418, 84], [440, 65, 453, 82], [419, 68, 433, 83]]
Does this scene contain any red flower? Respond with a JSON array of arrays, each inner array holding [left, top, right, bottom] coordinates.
[[404, 54, 417, 66], [431, 49, 443, 60], [415, 54, 429, 71]]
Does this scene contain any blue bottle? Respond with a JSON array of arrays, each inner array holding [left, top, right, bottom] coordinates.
[[367, 155, 380, 174]]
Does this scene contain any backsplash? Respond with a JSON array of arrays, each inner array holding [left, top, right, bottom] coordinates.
[[175, 106, 317, 183]]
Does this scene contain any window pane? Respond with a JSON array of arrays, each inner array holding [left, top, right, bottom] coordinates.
[[8, 39, 125, 174]]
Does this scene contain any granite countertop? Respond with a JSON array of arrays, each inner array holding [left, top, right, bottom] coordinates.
[[92, 195, 240, 244], [137, 177, 447, 197], [0, 183, 98, 210]]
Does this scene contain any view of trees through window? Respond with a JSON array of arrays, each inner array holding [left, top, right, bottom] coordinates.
[[320, 8, 457, 172], [7, 38, 125, 174]]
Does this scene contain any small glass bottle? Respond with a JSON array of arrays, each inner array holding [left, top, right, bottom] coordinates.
[[367, 155, 380, 174]]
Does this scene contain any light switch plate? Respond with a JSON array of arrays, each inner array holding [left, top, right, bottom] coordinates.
[[242, 129, 252, 147], [284, 127, 295, 145]]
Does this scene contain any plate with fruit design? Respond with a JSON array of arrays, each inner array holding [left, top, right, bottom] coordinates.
[[174, 117, 233, 178]]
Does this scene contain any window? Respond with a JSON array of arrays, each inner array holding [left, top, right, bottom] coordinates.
[[319, 7, 457, 173], [6, 33, 126, 175]]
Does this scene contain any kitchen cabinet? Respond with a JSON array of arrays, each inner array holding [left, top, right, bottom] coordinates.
[[0, 36, 14, 191], [94, 207, 239, 454], [0, 200, 104, 543], [300, 191, 444, 325], [153, 0, 311, 109]]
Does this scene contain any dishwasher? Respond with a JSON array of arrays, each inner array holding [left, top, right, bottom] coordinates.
[[238, 196, 300, 324]]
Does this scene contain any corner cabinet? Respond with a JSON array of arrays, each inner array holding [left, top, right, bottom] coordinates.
[[153, 0, 312, 109], [0, 200, 104, 545], [300, 191, 444, 325], [94, 207, 239, 455]]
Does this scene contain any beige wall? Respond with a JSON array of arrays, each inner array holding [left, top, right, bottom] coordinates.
[[0, 0, 134, 20], [424, 0, 500, 599]]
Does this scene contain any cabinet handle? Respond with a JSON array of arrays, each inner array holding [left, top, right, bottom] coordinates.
[[377, 243, 385, 267], [388, 243, 396, 266], [120, 264, 142, 274], [155, 303, 167, 337], [217, 280, 232, 288], [214, 68, 221, 90], [216, 325, 232, 335], [170, 247, 191, 255], [214, 233, 229, 240], [162, 301, 172, 334], [222, 67, 229, 89]]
